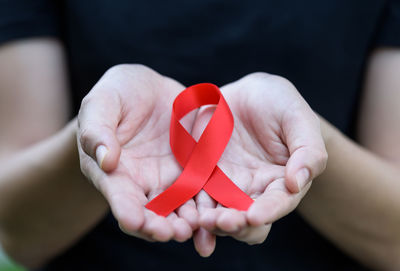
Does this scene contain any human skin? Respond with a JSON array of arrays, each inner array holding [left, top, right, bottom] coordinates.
[[298, 48, 400, 271], [77, 65, 328, 256], [74, 51, 400, 269], [0, 37, 399, 270], [182, 73, 327, 254], [0, 39, 108, 268]]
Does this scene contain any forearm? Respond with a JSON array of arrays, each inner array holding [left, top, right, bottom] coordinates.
[[0, 38, 109, 267], [298, 118, 400, 270], [0, 38, 70, 152], [0, 119, 108, 268]]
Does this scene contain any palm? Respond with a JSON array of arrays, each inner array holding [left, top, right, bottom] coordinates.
[[193, 99, 287, 204], [78, 66, 198, 242], [192, 74, 322, 254], [79, 67, 326, 254], [113, 86, 180, 202], [195, 75, 301, 207], [218, 77, 294, 200]]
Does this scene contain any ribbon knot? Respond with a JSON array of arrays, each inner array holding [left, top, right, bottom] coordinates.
[[146, 83, 253, 216]]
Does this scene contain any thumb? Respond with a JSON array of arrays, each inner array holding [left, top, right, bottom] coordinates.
[[283, 110, 328, 193], [78, 93, 121, 172], [285, 146, 327, 193]]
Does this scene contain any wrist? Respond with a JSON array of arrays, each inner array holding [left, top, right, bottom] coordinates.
[[0, 119, 108, 268]]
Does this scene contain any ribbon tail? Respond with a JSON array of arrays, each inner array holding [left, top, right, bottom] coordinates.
[[204, 167, 253, 211]]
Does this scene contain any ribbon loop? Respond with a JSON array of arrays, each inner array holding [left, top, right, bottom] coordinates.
[[146, 83, 253, 216]]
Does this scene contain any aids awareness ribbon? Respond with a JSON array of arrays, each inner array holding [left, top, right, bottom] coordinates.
[[145, 83, 253, 216]]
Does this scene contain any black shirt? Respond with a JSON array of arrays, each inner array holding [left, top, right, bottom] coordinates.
[[1, 1, 400, 270]]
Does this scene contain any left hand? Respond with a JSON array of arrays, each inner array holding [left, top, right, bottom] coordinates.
[[191, 73, 328, 256]]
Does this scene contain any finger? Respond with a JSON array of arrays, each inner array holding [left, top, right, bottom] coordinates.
[[141, 210, 175, 242], [215, 207, 246, 233], [78, 84, 122, 172], [231, 224, 271, 245], [78, 149, 157, 238], [197, 190, 246, 236], [77, 143, 107, 187], [200, 205, 246, 234], [194, 191, 217, 256], [193, 227, 216, 257], [195, 190, 218, 229], [119, 202, 175, 242], [78, 149, 153, 239], [78, 144, 151, 240], [102, 178, 147, 234], [96, 169, 175, 242], [176, 199, 199, 230], [247, 178, 311, 226], [147, 188, 200, 231], [167, 212, 193, 242], [199, 208, 219, 232], [282, 107, 328, 193]]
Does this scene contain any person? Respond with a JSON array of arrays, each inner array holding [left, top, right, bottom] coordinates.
[[0, 0, 399, 270]]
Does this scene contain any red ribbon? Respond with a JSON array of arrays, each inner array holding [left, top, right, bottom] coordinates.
[[145, 83, 253, 216]]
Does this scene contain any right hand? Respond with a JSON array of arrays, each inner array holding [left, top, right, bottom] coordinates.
[[77, 64, 198, 242]]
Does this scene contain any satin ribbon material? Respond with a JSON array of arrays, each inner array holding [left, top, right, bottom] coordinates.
[[146, 83, 253, 216]]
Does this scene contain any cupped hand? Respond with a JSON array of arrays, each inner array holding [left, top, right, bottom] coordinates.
[[192, 73, 328, 256], [77, 66, 327, 256], [77, 64, 199, 243]]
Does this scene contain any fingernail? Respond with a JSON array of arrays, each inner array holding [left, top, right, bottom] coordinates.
[[296, 168, 310, 191], [96, 145, 108, 169]]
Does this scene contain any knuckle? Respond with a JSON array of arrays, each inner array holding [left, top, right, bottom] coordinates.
[[246, 71, 272, 80], [106, 63, 153, 77], [307, 148, 328, 176], [244, 72, 276, 86], [315, 149, 328, 170], [268, 75, 297, 92], [78, 95, 91, 115], [244, 72, 297, 93], [80, 94, 92, 108], [248, 71, 286, 84], [77, 95, 95, 125], [106, 64, 133, 74], [118, 219, 138, 235]]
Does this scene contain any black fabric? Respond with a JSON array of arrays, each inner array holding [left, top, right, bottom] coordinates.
[[0, 0, 60, 44], [375, 0, 400, 46], [1, 0, 400, 270]]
